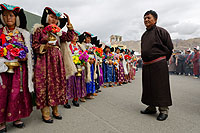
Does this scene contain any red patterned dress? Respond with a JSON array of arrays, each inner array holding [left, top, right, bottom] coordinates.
[[32, 26, 73, 109], [0, 27, 32, 123]]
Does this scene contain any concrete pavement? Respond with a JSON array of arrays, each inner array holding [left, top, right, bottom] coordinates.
[[7, 69, 200, 133]]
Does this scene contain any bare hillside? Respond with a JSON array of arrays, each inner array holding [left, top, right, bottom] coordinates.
[[122, 38, 200, 52]]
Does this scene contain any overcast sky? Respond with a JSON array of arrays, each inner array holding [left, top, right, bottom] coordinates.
[[3, 0, 200, 42]]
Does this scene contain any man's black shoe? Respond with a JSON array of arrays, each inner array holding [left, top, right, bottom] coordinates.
[[157, 113, 168, 121], [140, 109, 157, 114]]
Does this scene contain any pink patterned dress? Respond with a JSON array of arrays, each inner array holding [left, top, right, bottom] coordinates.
[[114, 54, 126, 83]]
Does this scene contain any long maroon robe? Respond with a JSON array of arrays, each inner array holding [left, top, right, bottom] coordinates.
[[32, 27, 73, 109]]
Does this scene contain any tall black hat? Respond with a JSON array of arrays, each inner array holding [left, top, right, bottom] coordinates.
[[115, 47, 120, 52], [41, 7, 68, 29], [103, 45, 110, 53], [110, 47, 114, 52], [131, 50, 135, 55], [91, 36, 97, 44], [125, 49, 130, 54], [0, 3, 27, 29], [94, 40, 102, 48], [79, 32, 94, 43]]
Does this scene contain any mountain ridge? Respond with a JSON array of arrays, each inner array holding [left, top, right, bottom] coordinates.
[[122, 38, 200, 52]]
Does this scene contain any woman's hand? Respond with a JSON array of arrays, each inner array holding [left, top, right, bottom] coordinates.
[[44, 43, 51, 50], [63, 13, 70, 25], [18, 57, 28, 62], [64, 13, 73, 30], [89, 59, 95, 64], [83, 62, 87, 67], [109, 60, 113, 65]]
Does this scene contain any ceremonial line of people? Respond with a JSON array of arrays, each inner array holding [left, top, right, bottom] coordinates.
[[0, 4, 137, 132], [168, 48, 200, 79]]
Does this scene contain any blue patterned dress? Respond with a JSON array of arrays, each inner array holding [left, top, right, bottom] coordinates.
[[86, 64, 96, 94], [103, 53, 116, 83]]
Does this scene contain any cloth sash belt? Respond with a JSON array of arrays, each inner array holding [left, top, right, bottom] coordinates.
[[143, 56, 166, 65]]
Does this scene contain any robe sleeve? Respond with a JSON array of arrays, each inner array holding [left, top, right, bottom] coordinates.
[[60, 23, 75, 42], [192, 53, 199, 62], [160, 29, 174, 61], [60, 30, 74, 42], [32, 28, 48, 54]]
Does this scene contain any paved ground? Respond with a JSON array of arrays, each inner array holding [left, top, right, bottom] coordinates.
[[7, 69, 200, 133]]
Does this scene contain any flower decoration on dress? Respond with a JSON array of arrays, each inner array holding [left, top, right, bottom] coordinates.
[[95, 48, 105, 58], [132, 56, 137, 62], [114, 54, 119, 60], [95, 47, 105, 58], [107, 53, 114, 60], [79, 51, 89, 64], [1, 42, 29, 60], [72, 55, 81, 65], [43, 24, 62, 36], [124, 55, 132, 61], [72, 50, 90, 65], [87, 47, 96, 54]]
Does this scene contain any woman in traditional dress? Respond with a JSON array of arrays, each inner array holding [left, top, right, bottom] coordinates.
[[0, 3, 33, 132], [93, 39, 103, 93], [78, 32, 97, 100], [121, 49, 128, 84], [130, 50, 136, 80], [103, 45, 116, 87], [62, 30, 87, 107], [95, 42, 104, 90], [32, 7, 73, 123], [125, 49, 131, 83], [127, 50, 135, 81], [114, 47, 126, 86]]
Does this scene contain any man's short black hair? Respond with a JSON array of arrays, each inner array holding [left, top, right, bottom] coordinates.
[[144, 10, 158, 19]]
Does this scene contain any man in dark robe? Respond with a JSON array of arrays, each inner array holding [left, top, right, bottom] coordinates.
[[175, 51, 185, 75], [184, 49, 193, 76], [140, 10, 173, 121], [168, 53, 176, 74]]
